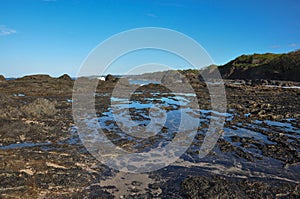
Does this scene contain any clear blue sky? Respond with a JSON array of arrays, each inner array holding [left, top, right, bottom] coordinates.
[[0, 0, 299, 77]]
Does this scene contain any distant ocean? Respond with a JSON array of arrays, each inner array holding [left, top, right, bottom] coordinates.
[[128, 79, 160, 86]]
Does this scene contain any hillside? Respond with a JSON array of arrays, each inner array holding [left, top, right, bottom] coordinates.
[[124, 50, 300, 83], [219, 50, 300, 81]]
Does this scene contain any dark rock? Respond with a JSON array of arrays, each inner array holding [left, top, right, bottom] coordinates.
[[231, 136, 241, 142], [275, 81, 283, 86], [85, 185, 114, 199], [181, 175, 300, 198], [149, 183, 160, 190], [219, 50, 300, 82], [58, 74, 72, 81], [245, 80, 252, 85], [105, 74, 116, 82]]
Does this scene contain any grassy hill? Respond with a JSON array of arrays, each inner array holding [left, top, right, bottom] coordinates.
[[219, 50, 300, 81], [127, 50, 300, 82]]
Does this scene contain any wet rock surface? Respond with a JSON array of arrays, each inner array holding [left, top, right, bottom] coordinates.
[[181, 175, 300, 199], [0, 75, 299, 198]]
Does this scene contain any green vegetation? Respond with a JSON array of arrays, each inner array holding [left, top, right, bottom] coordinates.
[[130, 50, 300, 82], [232, 53, 281, 67], [219, 50, 300, 81]]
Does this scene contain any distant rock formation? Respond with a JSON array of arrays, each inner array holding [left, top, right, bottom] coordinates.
[[130, 50, 300, 83], [0, 75, 6, 81], [17, 74, 53, 81], [58, 74, 72, 81], [105, 74, 117, 82], [0, 75, 8, 86]]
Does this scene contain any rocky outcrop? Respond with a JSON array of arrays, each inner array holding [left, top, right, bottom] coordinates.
[[58, 74, 72, 81], [4, 74, 73, 96], [0, 75, 7, 86], [105, 74, 117, 82], [17, 74, 53, 81], [219, 50, 300, 81], [20, 98, 58, 118], [0, 75, 5, 81]]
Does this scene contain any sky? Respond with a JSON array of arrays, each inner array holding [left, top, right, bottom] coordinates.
[[0, 0, 300, 77]]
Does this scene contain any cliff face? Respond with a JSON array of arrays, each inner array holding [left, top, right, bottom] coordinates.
[[219, 50, 300, 81]]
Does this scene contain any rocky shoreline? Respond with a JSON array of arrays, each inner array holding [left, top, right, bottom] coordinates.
[[0, 74, 299, 198]]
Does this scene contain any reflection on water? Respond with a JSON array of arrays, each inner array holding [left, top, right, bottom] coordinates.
[[95, 91, 300, 180], [1, 90, 299, 181]]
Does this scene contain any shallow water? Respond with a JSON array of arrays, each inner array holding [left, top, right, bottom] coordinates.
[[129, 79, 160, 85], [0, 141, 51, 149], [1, 91, 299, 182], [266, 85, 300, 89], [13, 93, 25, 97], [94, 92, 300, 180]]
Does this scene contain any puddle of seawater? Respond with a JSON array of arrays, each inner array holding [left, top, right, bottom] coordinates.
[[0, 141, 51, 150], [13, 93, 25, 97], [254, 120, 300, 138], [266, 85, 300, 90], [75, 92, 300, 182], [94, 92, 110, 97], [223, 127, 276, 144]]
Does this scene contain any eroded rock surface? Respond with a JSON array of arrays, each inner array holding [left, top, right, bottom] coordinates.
[[0, 74, 299, 198]]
